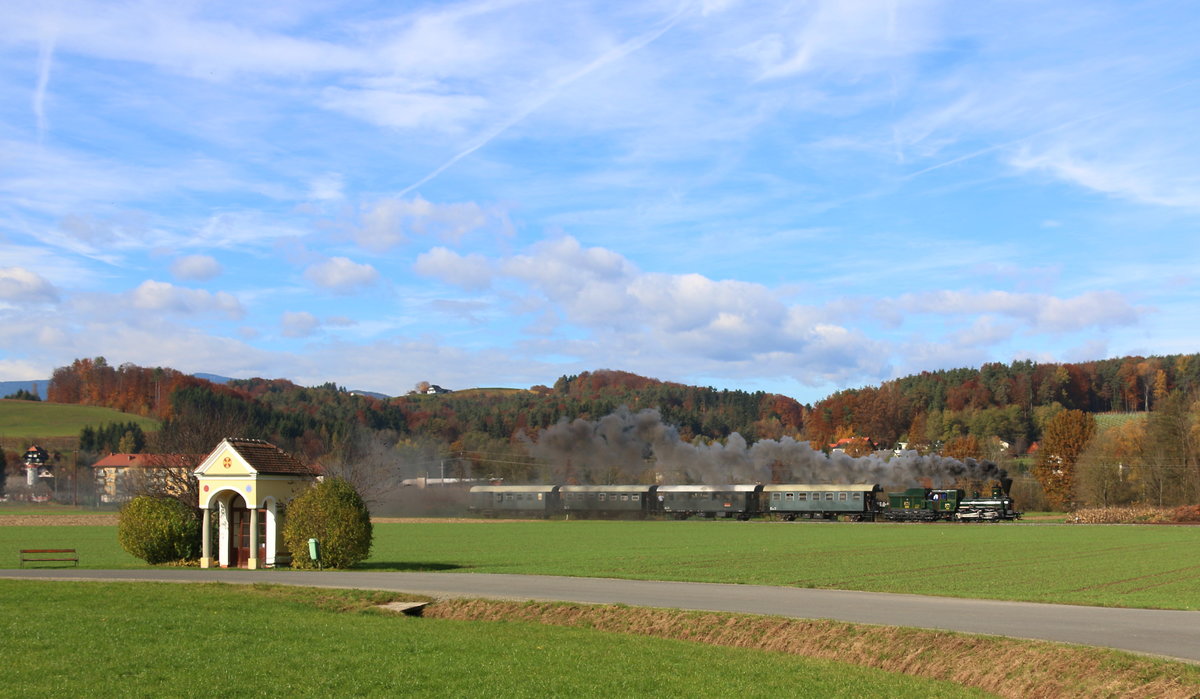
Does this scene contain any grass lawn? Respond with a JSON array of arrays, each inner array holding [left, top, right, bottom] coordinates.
[[1, 524, 142, 568], [3, 517, 1199, 609], [0, 580, 987, 698], [364, 520, 1200, 610]]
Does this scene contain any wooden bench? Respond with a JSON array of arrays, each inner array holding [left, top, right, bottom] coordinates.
[[19, 549, 78, 567]]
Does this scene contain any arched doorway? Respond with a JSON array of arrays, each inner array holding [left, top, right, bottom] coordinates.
[[226, 494, 267, 569]]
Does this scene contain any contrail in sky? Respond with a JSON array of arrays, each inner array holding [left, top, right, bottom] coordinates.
[[905, 79, 1199, 180], [34, 32, 56, 142], [398, 4, 688, 198]]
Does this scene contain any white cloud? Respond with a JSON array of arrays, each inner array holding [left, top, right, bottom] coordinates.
[[322, 87, 489, 132], [308, 173, 345, 202], [170, 254, 222, 281], [0, 358, 49, 381], [745, 0, 939, 81], [1009, 145, 1200, 210], [0, 2, 368, 80], [414, 247, 493, 290], [128, 280, 243, 318], [304, 257, 379, 293], [894, 290, 1142, 333], [281, 311, 320, 338], [0, 267, 59, 303], [355, 195, 502, 251]]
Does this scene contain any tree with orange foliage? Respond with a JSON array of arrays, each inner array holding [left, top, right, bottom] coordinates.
[[1034, 409, 1096, 510], [943, 434, 982, 460], [905, 412, 929, 452]]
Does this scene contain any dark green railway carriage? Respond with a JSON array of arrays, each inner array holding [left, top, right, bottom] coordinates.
[[559, 485, 656, 518], [468, 485, 560, 518], [762, 484, 881, 521], [656, 485, 760, 520], [884, 487, 964, 521]]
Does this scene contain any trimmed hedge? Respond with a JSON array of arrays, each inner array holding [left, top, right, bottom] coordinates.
[[117, 496, 201, 564], [282, 477, 373, 569]]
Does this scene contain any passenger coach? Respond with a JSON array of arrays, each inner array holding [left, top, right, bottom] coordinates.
[[468, 485, 559, 518], [655, 484, 760, 520], [762, 483, 881, 521], [560, 484, 656, 518]]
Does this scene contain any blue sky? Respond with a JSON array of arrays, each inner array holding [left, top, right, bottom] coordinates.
[[1, 0, 1197, 403]]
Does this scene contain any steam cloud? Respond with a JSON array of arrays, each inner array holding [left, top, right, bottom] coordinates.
[[522, 406, 1009, 489]]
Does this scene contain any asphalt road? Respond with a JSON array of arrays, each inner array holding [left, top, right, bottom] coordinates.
[[5, 568, 1198, 664]]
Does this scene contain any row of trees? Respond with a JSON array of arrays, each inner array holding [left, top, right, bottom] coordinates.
[[1034, 393, 1200, 510], [805, 354, 1200, 449], [79, 421, 147, 454]]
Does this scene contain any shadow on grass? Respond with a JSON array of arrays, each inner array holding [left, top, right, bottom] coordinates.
[[355, 561, 466, 572]]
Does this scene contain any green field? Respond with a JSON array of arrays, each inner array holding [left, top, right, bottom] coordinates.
[[366, 521, 1200, 609], [1093, 411, 1147, 432], [4, 519, 1199, 609], [0, 400, 159, 439], [0, 580, 986, 697]]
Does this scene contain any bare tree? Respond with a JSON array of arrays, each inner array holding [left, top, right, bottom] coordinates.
[[320, 425, 403, 508], [148, 398, 256, 508]]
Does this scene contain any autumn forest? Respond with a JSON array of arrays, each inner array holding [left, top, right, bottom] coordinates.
[[13, 353, 1200, 512]]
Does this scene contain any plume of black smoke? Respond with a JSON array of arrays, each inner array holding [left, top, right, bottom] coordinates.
[[522, 406, 1009, 489]]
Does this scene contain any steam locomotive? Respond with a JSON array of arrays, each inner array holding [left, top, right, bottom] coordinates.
[[468, 483, 1021, 522]]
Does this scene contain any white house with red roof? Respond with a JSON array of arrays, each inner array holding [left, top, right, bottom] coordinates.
[[91, 452, 199, 503]]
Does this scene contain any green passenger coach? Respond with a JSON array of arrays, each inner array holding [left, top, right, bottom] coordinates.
[[762, 483, 881, 521], [469, 485, 559, 518], [655, 485, 760, 520], [559, 485, 655, 518]]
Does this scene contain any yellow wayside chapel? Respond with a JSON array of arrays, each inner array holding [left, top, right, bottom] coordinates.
[[194, 438, 318, 570]]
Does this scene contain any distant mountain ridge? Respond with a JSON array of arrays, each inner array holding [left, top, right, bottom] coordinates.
[[0, 379, 50, 398], [1, 374, 391, 401], [191, 372, 234, 385]]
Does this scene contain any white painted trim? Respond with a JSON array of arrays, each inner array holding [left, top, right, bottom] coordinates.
[[263, 497, 278, 566], [217, 499, 230, 568]]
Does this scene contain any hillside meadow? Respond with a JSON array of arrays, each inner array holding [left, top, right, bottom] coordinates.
[[3, 514, 1199, 610], [0, 399, 158, 441]]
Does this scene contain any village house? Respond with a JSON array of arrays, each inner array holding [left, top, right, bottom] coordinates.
[[90, 453, 198, 503]]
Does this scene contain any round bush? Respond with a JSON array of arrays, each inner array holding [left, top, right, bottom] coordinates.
[[282, 477, 373, 569], [118, 496, 201, 564]]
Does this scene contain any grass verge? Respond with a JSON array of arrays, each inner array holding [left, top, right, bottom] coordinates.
[[0, 580, 989, 698], [426, 598, 1200, 698]]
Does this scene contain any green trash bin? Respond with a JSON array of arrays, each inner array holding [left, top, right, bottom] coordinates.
[[308, 538, 320, 565]]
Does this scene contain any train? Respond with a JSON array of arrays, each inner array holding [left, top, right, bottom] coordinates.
[[468, 483, 1021, 522]]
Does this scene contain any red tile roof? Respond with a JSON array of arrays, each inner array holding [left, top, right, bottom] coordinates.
[[91, 453, 199, 469], [224, 438, 316, 476]]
